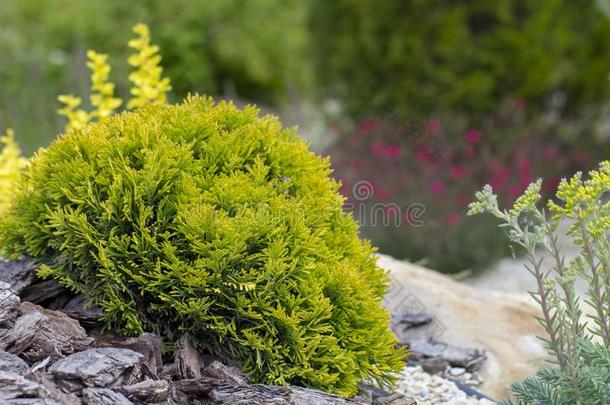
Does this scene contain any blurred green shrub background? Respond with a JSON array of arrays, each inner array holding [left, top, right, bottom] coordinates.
[[2, 0, 610, 273], [0, 0, 310, 153], [311, 0, 610, 120]]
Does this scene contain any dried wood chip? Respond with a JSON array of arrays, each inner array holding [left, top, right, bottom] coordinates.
[[0, 350, 28, 375], [48, 347, 145, 391], [209, 384, 362, 405], [0, 371, 42, 400], [0, 370, 79, 404], [0, 282, 20, 324], [0, 302, 93, 362], [119, 379, 170, 402], [175, 333, 204, 379], [202, 360, 249, 386], [0, 258, 36, 294], [407, 339, 486, 372], [82, 388, 133, 405], [60, 295, 102, 327], [373, 392, 417, 405], [173, 377, 227, 396], [94, 332, 163, 376], [20, 280, 69, 307], [174, 360, 250, 397]]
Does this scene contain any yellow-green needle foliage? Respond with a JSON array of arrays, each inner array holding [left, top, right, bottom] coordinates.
[[0, 96, 405, 397]]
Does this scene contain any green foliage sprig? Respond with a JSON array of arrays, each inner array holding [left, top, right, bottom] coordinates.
[[469, 162, 610, 404], [0, 96, 405, 397]]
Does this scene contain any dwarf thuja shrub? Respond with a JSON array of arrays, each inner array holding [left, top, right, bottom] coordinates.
[[0, 96, 405, 396], [469, 162, 610, 404]]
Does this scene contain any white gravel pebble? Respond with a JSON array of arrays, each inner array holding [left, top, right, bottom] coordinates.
[[396, 366, 496, 405]]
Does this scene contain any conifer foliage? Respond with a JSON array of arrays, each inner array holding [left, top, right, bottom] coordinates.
[[0, 96, 405, 396]]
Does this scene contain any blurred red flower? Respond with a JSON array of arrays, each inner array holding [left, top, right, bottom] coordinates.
[[426, 118, 442, 135], [465, 129, 481, 144], [449, 165, 468, 180], [429, 180, 445, 194], [359, 118, 381, 134], [445, 212, 460, 226]]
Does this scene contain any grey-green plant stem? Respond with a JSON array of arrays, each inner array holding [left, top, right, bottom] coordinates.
[[578, 220, 610, 346], [544, 220, 583, 401], [526, 248, 566, 370]]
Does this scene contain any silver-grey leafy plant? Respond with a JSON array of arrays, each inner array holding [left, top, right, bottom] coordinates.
[[469, 162, 610, 404]]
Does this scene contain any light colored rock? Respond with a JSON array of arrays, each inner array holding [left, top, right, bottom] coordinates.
[[449, 367, 465, 376], [397, 366, 494, 405], [379, 254, 548, 401]]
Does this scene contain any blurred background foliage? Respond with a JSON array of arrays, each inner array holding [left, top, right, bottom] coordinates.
[[0, 0, 310, 153], [311, 0, 610, 120], [1, 0, 610, 273]]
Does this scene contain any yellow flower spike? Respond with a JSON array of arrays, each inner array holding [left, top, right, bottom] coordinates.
[[127, 23, 171, 109], [87, 50, 122, 120], [0, 129, 28, 216], [57, 24, 172, 129], [57, 95, 91, 130]]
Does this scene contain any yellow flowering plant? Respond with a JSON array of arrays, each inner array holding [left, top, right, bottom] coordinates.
[[87, 50, 123, 120], [58, 23, 171, 129], [0, 129, 29, 216], [127, 23, 172, 108], [469, 161, 610, 404], [2, 23, 170, 220]]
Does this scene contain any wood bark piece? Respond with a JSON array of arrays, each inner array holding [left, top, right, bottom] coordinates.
[[0, 258, 36, 294], [166, 384, 190, 404], [48, 347, 145, 391], [175, 333, 204, 379], [0, 302, 93, 362], [20, 280, 69, 307], [0, 371, 42, 400], [392, 310, 433, 331], [26, 371, 82, 404], [173, 377, 229, 396], [0, 399, 52, 404], [202, 360, 249, 385], [160, 362, 176, 379], [119, 379, 170, 402], [0, 282, 20, 324], [209, 384, 362, 405], [407, 339, 486, 372], [442, 343, 487, 370], [82, 388, 133, 405], [289, 386, 364, 405], [60, 295, 102, 327], [174, 360, 249, 397], [373, 393, 417, 405], [0, 370, 80, 403], [0, 350, 28, 375], [94, 332, 163, 376]]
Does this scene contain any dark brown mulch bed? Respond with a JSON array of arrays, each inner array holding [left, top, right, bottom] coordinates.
[[0, 258, 416, 405]]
